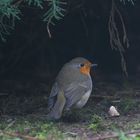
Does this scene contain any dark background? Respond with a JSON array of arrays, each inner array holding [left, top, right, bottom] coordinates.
[[0, 0, 140, 85]]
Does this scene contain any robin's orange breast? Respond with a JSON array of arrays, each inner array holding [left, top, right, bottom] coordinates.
[[80, 61, 92, 75]]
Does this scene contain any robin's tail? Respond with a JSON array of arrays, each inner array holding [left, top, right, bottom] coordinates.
[[47, 90, 66, 120]]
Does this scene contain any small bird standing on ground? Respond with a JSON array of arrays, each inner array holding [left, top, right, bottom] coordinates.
[[47, 57, 97, 120]]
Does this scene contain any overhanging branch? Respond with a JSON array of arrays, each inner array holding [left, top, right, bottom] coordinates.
[[108, 0, 129, 76]]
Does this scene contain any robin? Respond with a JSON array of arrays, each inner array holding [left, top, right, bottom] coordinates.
[[47, 57, 97, 120]]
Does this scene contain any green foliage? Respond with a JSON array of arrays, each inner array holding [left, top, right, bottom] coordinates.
[[118, 131, 131, 140], [0, 118, 64, 140], [25, 0, 43, 9], [117, 130, 140, 140], [133, 123, 140, 130], [88, 114, 104, 132], [43, 0, 66, 25], [119, 98, 137, 113], [0, 0, 20, 41], [0, 0, 137, 42], [0, 0, 65, 41], [135, 135, 140, 140]]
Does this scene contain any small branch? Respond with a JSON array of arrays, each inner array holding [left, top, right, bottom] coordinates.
[[47, 19, 52, 38], [92, 130, 140, 140], [91, 95, 118, 99], [108, 0, 129, 76], [4, 120, 16, 130], [63, 131, 78, 137], [0, 130, 44, 140]]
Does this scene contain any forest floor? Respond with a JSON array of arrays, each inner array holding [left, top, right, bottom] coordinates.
[[0, 75, 140, 140]]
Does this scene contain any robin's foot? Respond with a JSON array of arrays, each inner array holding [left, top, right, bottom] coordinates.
[[62, 109, 81, 122]]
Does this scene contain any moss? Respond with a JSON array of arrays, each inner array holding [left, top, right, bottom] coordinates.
[[0, 118, 64, 140], [88, 114, 104, 132]]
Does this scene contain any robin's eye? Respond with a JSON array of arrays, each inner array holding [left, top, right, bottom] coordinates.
[[80, 63, 84, 67]]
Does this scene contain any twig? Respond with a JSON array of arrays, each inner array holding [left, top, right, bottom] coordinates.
[[0, 130, 44, 140], [116, 90, 140, 97], [4, 120, 16, 130], [91, 95, 118, 99], [63, 131, 78, 137], [47, 20, 52, 38], [92, 130, 140, 140]]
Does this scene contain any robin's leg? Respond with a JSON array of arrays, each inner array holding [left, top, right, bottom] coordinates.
[[62, 107, 82, 122]]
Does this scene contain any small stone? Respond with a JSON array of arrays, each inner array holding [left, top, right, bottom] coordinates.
[[108, 106, 120, 117]]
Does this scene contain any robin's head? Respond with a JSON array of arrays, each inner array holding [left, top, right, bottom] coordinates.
[[68, 57, 97, 75]]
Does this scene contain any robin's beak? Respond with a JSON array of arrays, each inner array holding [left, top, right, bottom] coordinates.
[[91, 64, 98, 67]]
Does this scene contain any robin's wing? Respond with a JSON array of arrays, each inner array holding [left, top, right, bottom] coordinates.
[[47, 89, 66, 120], [48, 82, 59, 110], [64, 80, 92, 108]]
